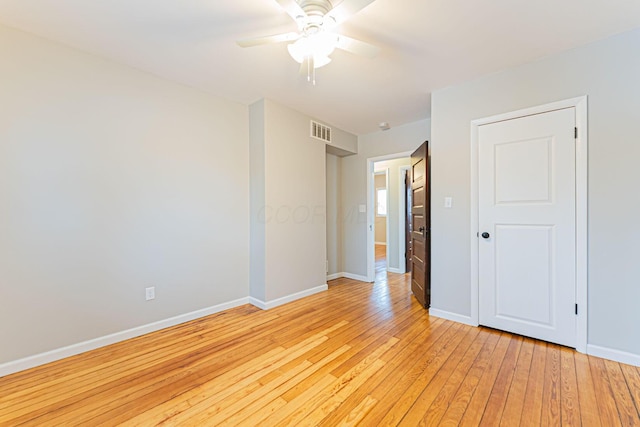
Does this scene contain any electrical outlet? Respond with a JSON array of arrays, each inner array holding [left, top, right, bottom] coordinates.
[[145, 286, 155, 301]]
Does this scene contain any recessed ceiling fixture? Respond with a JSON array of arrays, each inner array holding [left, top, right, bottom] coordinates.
[[237, 0, 380, 85]]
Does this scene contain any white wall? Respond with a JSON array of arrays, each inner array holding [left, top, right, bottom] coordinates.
[[0, 25, 250, 364], [342, 119, 431, 277], [326, 153, 342, 276], [431, 28, 640, 359]]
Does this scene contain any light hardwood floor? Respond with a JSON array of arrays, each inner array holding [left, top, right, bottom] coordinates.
[[1, 247, 639, 426]]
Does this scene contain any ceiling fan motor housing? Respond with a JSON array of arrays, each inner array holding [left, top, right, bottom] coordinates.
[[296, 0, 336, 35], [298, 0, 333, 16]]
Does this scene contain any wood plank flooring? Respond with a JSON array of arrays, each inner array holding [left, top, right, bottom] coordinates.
[[1, 246, 638, 426]]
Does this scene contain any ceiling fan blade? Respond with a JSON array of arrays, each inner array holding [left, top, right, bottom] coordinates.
[[274, 0, 307, 23], [326, 0, 376, 25], [236, 32, 299, 48], [336, 35, 379, 58]]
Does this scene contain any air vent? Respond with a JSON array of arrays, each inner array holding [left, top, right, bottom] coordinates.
[[310, 120, 332, 143]]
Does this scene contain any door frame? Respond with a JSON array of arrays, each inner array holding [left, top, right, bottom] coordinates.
[[366, 151, 413, 282], [469, 96, 588, 353], [400, 165, 412, 274]]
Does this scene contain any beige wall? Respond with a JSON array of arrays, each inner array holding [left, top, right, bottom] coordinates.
[[374, 173, 387, 244], [0, 25, 250, 364], [0, 21, 358, 369], [251, 99, 356, 302], [431, 28, 640, 358], [264, 99, 325, 301], [249, 100, 266, 301], [326, 153, 342, 276]]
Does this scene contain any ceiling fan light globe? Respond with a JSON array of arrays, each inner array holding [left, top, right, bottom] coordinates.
[[311, 32, 338, 57], [287, 33, 337, 68], [313, 55, 332, 68], [289, 34, 337, 58], [287, 40, 308, 63], [287, 44, 332, 69]]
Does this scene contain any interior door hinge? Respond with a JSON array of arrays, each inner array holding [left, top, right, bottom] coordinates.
[[574, 127, 578, 139], [575, 303, 578, 315]]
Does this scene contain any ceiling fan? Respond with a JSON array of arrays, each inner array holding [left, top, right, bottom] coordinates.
[[237, 0, 379, 83]]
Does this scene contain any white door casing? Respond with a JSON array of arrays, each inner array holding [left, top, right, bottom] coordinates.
[[470, 96, 587, 353]]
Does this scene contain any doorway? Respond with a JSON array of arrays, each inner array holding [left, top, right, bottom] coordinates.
[[366, 152, 413, 282], [470, 96, 588, 352], [373, 169, 389, 279]]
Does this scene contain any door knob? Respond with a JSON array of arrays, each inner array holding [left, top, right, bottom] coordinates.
[[481, 232, 490, 239], [419, 226, 425, 232]]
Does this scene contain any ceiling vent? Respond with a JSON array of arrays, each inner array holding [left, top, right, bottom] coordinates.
[[310, 120, 332, 143]]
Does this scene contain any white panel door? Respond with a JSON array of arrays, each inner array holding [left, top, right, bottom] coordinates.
[[479, 107, 576, 347]]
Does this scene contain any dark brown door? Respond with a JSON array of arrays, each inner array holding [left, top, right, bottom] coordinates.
[[410, 141, 430, 307], [405, 171, 412, 273]]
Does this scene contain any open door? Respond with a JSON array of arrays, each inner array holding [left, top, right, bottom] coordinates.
[[410, 141, 430, 307]]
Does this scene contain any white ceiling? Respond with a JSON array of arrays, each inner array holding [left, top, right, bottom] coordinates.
[[1, 0, 639, 135]]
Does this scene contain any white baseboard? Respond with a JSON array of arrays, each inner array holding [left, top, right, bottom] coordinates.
[[428, 312, 640, 367], [0, 297, 251, 378], [341, 272, 371, 282], [249, 285, 328, 310], [587, 344, 640, 367], [429, 308, 477, 326], [374, 242, 387, 245], [387, 267, 405, 274], [325, 272, 371, 283]]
